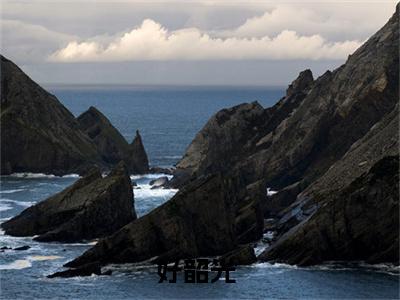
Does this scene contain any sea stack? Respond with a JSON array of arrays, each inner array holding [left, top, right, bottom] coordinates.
[[1, 162, 136, 242]]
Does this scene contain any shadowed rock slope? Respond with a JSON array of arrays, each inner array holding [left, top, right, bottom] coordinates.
[[1, 162, 136, 242]]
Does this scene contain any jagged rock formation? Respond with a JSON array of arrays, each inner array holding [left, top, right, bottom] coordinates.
[[77, 108, 149, 174], [0, 56, 150, 175], [171, 6, 399, 265], [0, 55, 102, 175], [1, 162, 136, 242], [59, 6, 398, 271]]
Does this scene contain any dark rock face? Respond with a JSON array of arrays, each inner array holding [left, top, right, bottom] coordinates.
[[129, 130, 150, 174], [176, 101, 265, 179], [64, 173, 264, 268], [219, 245, 256, 266], [77, 107, 130, 165], [1, 162, 136, 242], [0, 55, 102, 175], [77, 109, 149, 174], [259, 156, 399, 266]]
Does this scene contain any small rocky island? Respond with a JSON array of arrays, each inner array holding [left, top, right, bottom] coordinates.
[[1, 5, 398, 278]]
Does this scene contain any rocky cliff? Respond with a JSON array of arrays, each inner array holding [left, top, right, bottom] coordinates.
[[56, 5, 399, 271], [1, 162, 136, 242], [0, 56, 150, 175]]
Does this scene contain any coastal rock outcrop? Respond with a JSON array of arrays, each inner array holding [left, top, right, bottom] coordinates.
[[1, 162, 136, 242], [77, 108, 149, 174], [1, 55, 150, 175], [62, 172, 264, 269]]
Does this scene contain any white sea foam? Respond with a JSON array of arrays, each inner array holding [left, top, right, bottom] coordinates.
[[0, 199, 35, 208], [130, 173, 173, 181], [252, 262, 298, 269], [27, 255, 63, 261], [0, 189, 26, 194], [0, 259, 32, 270], [134, 185, 178, 199], [0, 203, 13, 212]]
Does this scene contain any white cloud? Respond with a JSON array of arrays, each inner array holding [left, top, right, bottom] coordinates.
[[50, 19, 361, 62]]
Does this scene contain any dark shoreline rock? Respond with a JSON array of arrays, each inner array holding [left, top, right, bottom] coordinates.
[[219, 245, 256, 266], [1, 162, 136, 243], [62, 172, 264, 269], [47, 262, 111, 278], [259, 156, 399, 266]]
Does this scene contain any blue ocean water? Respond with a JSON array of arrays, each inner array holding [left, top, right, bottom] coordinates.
[[0, 86, 399, 299], [48, 85, 284, 167]]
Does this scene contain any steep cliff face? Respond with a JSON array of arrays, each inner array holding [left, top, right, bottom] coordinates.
[[1, 162, 136, 242], [0, 56, 102, 175]]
